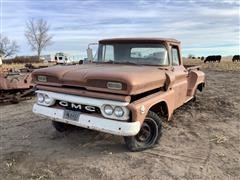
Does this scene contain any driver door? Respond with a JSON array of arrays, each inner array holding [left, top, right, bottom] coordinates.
[[171, 45, 188, 108]]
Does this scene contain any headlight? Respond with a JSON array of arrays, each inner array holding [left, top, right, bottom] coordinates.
[[101, 104, 129, 120], [44, 94, 51, 104], [37, 93, 45, 103], [37, 93, 54, 106], [114, 106, 124, 117], [104, 105, 113, 115]]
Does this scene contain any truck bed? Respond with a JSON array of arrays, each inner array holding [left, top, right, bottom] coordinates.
[[184, 65, 201, 71]]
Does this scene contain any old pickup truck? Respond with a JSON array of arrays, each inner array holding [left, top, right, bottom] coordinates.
[[32, 38, 205, 151]]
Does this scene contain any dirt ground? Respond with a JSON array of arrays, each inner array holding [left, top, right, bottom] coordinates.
[[0, 69, 239, 180]]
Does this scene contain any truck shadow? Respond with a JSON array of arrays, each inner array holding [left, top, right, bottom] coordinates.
[[45, 125, 128, 154]]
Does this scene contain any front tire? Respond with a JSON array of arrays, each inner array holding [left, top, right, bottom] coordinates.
[[124, 111, 162, 151]]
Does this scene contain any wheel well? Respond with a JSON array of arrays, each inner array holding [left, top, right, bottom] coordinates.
[[197, 83, 205, 92], [149, 101, 168, 117]]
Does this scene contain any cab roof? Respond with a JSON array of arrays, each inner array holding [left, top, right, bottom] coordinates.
[[99, 37, 180, 44]]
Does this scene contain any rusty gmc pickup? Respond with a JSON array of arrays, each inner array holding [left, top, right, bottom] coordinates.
[[32, 38, 205, 151]]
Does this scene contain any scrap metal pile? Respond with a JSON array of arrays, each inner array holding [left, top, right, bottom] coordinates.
[[0, 64, 38, 103]]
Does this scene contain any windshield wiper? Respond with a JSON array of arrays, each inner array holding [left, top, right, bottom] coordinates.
[[95, 60, 114, 64], [95, 60, 140, 65]]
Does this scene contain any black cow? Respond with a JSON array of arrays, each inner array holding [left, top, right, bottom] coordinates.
[[215, 55, 221, 62], [232, 55, 240, 62], [204, 55, 221, 63], [204, 56, 214, 63]]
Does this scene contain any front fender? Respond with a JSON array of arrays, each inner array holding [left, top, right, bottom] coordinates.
[[128, 90, 175, 124]]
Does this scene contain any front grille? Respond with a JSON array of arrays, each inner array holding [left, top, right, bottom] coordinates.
[[55, 100, 101, 114]]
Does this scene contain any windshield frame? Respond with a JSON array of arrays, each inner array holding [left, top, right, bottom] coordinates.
[[94, 42, 170, 66]]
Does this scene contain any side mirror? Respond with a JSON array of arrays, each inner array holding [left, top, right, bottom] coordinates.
[[86, 47, 93, 62], [86, 43, 98, 62]]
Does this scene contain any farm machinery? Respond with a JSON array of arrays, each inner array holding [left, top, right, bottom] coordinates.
[[0, 65, 36, 103]]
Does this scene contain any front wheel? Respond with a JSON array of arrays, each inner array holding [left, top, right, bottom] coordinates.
[[124, 111, 162, 151]]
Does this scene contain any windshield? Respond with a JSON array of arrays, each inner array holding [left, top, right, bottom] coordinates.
[[94, 43, 168, 65]]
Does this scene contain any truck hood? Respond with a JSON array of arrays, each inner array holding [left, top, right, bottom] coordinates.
[[32, 64, 167, 95]]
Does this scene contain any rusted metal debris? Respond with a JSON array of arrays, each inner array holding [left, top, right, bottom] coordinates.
[[0, 65, 36, 104]]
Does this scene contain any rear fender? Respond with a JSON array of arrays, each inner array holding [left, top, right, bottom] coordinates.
[[187, 70, 205, 96]]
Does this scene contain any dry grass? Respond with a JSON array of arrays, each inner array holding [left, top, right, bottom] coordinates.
[[1, 63, 27, 69], [1, 62, 55, 70], [183, 58, 240, 72]]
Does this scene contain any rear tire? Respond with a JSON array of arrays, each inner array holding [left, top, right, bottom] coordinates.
[[124, 111, 162, 151], [52, 121, 73, 132]]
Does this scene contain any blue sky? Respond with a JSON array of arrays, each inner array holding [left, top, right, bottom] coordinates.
[[1, 0, 239, 58]]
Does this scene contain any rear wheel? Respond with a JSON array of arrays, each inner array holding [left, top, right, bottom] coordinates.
[[124, 111, 162, 151], [52, 121, 73, 132]]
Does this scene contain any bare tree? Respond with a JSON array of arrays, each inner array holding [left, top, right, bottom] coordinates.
[[0, 34, 19, 58], [25, 18, 53, 60]]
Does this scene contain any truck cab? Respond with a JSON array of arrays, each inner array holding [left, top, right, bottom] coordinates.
[[32, 38, 205, 151]]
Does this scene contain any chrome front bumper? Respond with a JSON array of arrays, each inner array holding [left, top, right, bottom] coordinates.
[[33, 104, 140, 136]]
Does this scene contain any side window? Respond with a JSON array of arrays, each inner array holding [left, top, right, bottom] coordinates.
[[171, 47, 180, 66]]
